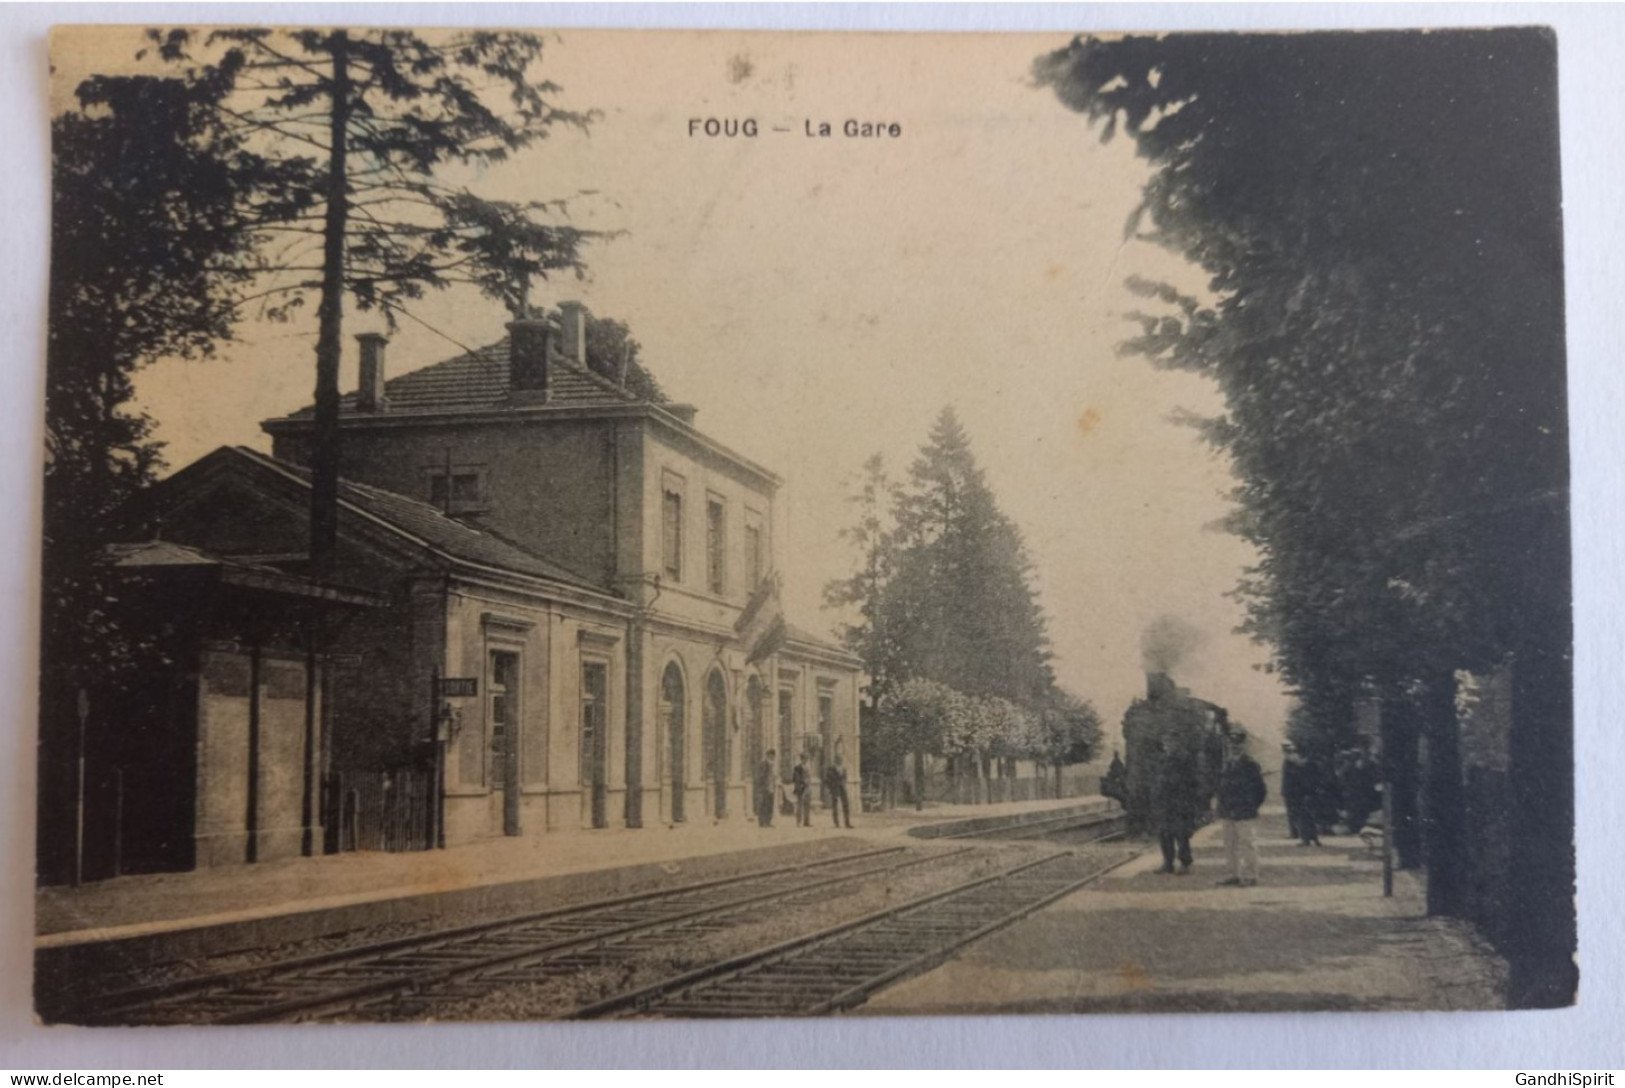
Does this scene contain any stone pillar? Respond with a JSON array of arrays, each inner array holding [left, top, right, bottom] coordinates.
[[245, 644, 262, 864], [301, 643, 322, 857]]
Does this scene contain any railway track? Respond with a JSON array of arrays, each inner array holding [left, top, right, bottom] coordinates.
[[572, 845, 1139, 1019], [60, 810, 1136, 1025], [936, 807, 1126, 843], [63, 843, 963, 1026]]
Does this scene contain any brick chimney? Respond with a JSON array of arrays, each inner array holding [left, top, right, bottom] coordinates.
[[507, 316, 553, 403], [559, 300, 587, 369], [355, 332, 388, 413]]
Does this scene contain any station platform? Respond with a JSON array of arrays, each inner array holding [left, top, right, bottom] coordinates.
[[865, 807, 1509, 1013], [35, 794, 1113, 971]]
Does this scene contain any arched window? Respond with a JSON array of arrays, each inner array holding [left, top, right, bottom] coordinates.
[[661, 662, 686, 823], [703, 668, 729, 818]]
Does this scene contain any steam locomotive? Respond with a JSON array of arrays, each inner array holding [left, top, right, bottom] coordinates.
[[1117, 671, 1231, 835]]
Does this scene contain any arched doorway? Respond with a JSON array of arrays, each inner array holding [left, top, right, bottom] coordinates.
[[704, 668, 729, 819], [661, 663, 686, 824]]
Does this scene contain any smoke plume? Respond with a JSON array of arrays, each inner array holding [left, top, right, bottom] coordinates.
[[1141, 614, 1206, 675]]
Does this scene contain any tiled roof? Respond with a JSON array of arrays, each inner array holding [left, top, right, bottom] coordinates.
[[282, 338, 643, 419], [109, 539, 282, 573], [263, 333, 780, 488], [229, 447, 612, 594]]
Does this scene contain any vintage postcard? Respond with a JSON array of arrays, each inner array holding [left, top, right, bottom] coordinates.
[[36, 24, 1573, 1024]]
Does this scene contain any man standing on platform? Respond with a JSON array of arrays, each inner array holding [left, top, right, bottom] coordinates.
[[793, 752, 812, 826], [1151, 740, 1204, 875], [1217, 731, 1268, 887], [1282, 742, 1306, 841], [825, 752, 853, 829], [755, 749, 777, 828]]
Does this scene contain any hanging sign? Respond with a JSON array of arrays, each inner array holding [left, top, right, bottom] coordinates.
[[438, 677, 479, 698]]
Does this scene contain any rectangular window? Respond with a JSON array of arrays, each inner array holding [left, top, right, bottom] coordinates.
[[426, 467, 485, 515], [580, 662, 608, 787], [662, 488, 683, 581], [745, 523, 763, 590], [707, 497, 726, 595]]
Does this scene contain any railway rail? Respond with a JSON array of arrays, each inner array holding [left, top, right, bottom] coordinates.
[[936, 808, 1126, 843], [57, 808, 1138, 1025], [572, 845, 1139, 1019], [60, 843, 960, 1026]]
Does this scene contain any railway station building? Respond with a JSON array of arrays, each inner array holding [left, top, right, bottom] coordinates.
[[73, 308, 860, 874]]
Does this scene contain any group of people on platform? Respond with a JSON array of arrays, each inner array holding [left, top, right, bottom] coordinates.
[[1147, 732, 1268, 886], [1100, 732, 1385, 885], [752, 750, 854, 830], [1102, 732, 1269, 886], [1280, 741, 1381, 846]]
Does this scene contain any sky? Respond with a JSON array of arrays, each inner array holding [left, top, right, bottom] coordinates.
[[53, 27, 1291, 745]]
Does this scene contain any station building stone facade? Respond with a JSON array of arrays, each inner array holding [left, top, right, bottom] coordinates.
[[127, 305, 860, 862]]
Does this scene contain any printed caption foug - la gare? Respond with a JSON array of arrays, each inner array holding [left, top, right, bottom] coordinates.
[[688, 117, 904, 139]]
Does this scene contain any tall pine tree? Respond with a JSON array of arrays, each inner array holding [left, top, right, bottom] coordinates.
[[889, 407, 1054, 705], [826, 413, 1085, 806]]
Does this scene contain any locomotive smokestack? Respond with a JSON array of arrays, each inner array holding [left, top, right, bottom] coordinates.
[[1147, 671, 1176, 701]]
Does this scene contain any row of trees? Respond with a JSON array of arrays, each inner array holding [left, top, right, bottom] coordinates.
[[1035, 30, 1572, 1005], [881, 678, 1103, 804], [824, 408, 1102, 805]]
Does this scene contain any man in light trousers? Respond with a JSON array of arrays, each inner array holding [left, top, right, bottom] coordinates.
[[1216, 731, 1267, 886]]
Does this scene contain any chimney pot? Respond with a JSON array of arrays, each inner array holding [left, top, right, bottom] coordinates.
[[559, 301, 587, 369], [507, 317, 554, 403], [356, 333, 388, 412]]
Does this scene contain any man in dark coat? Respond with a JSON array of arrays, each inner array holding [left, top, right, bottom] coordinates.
[[824, 753, 853, 828], [1216, 732, 1268, 886], [1281, 743, 1305, 841], [792, 752, 812, 827], [755, 749, 777, 828], [1287, 746, 1326, 850], [1151, 743, 1205, 875], [1293, 753, 1332, 850]]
